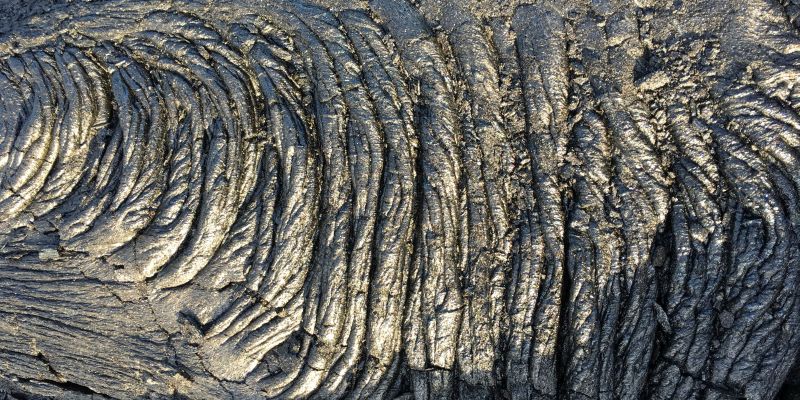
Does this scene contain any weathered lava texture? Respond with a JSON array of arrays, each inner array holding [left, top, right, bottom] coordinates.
[[1, 0, 800, 399]]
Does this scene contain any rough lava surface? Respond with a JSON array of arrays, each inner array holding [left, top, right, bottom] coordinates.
[[1, 0, 800, 399]]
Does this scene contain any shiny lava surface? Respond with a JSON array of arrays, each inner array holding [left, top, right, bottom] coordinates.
[[1, 0, 800, 399]]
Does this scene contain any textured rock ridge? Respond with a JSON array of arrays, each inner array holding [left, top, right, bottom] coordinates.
[[0, 0, 800, 399]]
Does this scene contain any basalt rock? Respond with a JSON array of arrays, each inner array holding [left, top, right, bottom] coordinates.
[[0, 0, 799, 399]]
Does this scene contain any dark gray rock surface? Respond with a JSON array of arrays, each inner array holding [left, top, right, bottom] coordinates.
[[0, 0, 799, 398]]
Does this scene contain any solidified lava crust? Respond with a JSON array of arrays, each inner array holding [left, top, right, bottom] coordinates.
[[0, 0, 800, 399]]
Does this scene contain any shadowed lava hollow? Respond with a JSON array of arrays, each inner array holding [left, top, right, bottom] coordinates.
[[1, 0, 800, 399]]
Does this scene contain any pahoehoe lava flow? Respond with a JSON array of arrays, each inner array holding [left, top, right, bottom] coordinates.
[[1, 0, 800, 399]]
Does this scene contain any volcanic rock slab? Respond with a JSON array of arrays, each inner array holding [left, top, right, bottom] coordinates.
[[1, 0, 800, 399]]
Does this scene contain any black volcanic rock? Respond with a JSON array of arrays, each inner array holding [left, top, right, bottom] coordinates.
[[0, 0, 799, 399]]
